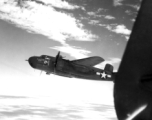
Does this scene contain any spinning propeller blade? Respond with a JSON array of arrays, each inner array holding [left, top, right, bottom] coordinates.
[[54, 51, 60, 68]]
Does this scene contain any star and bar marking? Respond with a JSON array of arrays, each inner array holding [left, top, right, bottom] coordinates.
[[96, 71, 112, 79]]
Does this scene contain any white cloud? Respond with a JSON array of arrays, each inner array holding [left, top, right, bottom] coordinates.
[[112, 25, 131, 35], [1, 115, 46, 120], [102, 24, 131, 36], [87, 12, 96, 16], [99, 24, 131, 38], [99, 24, 131, 41], [113, 0, 124, 6], [97, 8, 107, 13], [0, 77, 116, 119], [50, 44, 91, 59], [125, 10, 135, 15], [104, 15, 115, 20], [109, 58, 121, 64], [87, 11, 102, 18], [88, 20, 100, 25], [87, 8, 107, 17], [131, 19, 136, 22], [0, 0, 97, 44], [40, 0, 85, 10]]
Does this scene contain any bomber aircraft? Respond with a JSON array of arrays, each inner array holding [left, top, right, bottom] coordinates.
[[26, 0, 152, 119], [27, 52, 115, 81]]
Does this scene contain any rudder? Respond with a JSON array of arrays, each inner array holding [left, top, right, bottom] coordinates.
[[104, 64, 113, 74]]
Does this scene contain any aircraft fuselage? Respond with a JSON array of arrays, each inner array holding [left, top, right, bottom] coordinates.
[[28, 55, 115, 81]]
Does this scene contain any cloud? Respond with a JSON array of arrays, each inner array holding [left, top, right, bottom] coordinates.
[[111, 25, 131, 35], [113, 0, 124, 6], [0, 0, 97, 44], [87, 12, 115, 20], [87, 12, 96, 16], [39, 0, 85, 10], [125, 10, 135, 15], [0, 98, 116, 120], [100, 24, 131, 36], [97, 8, 107, 13], [131, 19, 136, 22], [50, 44, 91, 59], [88, 20, 100, 25], [109, 58, 121, 64], [16, 0, 84, 10], [87, 11, 102, 18], [104, 15, 115, 20]]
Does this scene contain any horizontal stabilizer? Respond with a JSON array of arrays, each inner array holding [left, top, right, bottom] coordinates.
[[104, 64, 113, 74], [72, 56, 104, 67]]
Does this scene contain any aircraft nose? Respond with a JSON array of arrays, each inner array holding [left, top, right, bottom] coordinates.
[[28, 57, 37, 68]]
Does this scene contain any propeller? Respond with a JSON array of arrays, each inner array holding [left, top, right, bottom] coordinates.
[[54, 51, 60, 68]]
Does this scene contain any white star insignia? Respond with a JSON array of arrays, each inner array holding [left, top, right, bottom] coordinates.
[[101, 72, 107, 79]]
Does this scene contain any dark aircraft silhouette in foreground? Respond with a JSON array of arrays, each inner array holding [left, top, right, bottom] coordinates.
[[114, 0, 152, 120], [27, 52, 115, 81]]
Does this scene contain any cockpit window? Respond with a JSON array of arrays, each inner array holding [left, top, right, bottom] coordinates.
[[37, 58, 44, 62], [37, 57, 50, 66], [41, 55, 47, 58], [40, 55, 50, 60]]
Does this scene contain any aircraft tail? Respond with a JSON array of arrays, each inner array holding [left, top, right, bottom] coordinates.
[[104, 64, 113, 74]]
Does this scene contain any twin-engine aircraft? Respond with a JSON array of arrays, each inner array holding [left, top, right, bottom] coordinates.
[[27, 0, 152, 119], [27, 52, 115, 81]]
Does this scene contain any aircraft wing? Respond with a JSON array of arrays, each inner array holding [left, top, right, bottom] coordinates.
[[114, 0, 152, 120], [71, 56, 104, 66]]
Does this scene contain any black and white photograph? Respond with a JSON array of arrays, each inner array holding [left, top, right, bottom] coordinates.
[[1, 0, 152, 120]]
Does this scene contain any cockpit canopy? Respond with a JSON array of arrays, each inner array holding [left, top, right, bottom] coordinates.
[[40, 55, 48, 58], [37, 55, 51, 66]]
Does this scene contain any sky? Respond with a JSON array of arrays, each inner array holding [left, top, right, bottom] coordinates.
[[0, 0, 141, 120]]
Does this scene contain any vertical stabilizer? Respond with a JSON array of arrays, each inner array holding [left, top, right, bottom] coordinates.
[[104, 64, 113, 74]]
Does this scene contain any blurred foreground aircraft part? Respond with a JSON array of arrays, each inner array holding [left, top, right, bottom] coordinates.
[[126, 104, 147, 120], [114, 0, 152, 119]]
